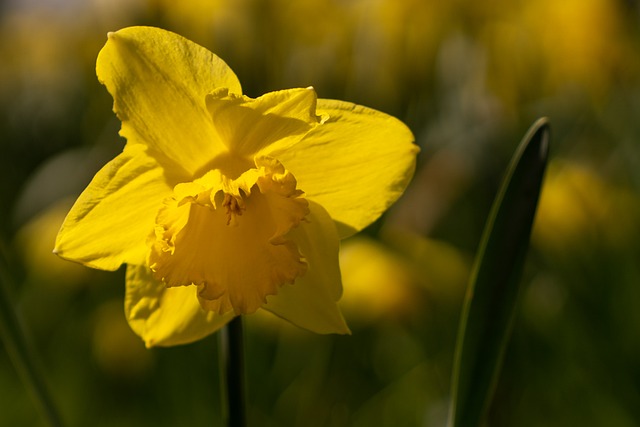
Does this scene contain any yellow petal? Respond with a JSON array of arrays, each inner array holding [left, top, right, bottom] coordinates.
[[206, 87, 321, 157], [149, 158, 309, 315], [97, 26, 242, 176], [125, 264, 234, 347], [267, 99, 418, 238], [263, 201, 350, 334], [54, 144, 171, 270]]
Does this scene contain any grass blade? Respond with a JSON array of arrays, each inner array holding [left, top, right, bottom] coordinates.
[[448, 118, 550, 427], [0, 242, 64, 427]]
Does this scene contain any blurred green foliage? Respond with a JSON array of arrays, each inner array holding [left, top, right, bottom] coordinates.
[[1, 0, 640, 426]]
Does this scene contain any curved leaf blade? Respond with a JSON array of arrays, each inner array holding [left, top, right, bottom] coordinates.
[[448, 118, 550, 427]]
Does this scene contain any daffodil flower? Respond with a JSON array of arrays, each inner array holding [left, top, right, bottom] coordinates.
[[54, 27, 418, 347]]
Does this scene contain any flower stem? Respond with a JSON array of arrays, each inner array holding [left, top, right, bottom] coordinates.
[[218, 316, 247, 427]]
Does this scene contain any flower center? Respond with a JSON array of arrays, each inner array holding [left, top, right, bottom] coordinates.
[[149, 157, 309, 315], [222, 193, 244, 225]]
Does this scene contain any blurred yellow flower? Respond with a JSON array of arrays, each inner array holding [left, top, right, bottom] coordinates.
[[533, 160, 640, 254], [92, 300, 153, 379], [523, 0, 627, 97], [482, 0, 635, 108], [16, 199, 91, 288], [54, 27, 418, 347], [339, 236, 417, 324]]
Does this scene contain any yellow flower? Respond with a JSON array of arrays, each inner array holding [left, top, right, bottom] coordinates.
[[54, 27, 418, 347]]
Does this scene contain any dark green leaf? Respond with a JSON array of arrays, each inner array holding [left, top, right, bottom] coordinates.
[[448, 118, 550, 427]]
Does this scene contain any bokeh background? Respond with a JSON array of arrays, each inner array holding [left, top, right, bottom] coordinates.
[[2, 0, 640, 426]]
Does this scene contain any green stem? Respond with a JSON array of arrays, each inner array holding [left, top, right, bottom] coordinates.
[[218, 316, 247, 427], [0, 243, 64, 427]]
